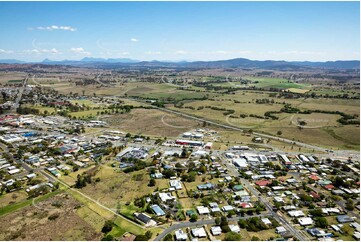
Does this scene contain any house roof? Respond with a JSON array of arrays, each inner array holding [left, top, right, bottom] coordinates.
[[324, 184, 335, 190], [255, 180, 271, 187], [309, 174, 320, 181]]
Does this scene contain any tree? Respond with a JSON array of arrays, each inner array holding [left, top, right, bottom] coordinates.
[[220, 215, 228, 226], [148, 178, 156, 187], [101, 220, 113, 233], [315, 217, 328, 228], [346, 199, 354, 211], [251, 236, 260, 241], [164, 234, 173, 241], [225, 232, 241, 241], [134, 235, 149, 241], [238, 219, 247, 228], [215, 216, 221, 225], [145, 231, 153, 240], [277, 131, 282, 135], [309, 209, 323, 217], [190, 213, 198, 222], [101, 235, 114, 241]]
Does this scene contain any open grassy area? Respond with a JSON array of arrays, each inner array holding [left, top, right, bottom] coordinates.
[[78, 166, 152, 210], [0, 190, 29, 209], [0, 189, 62, 217], [244, 76, 309, 90], [104, 108, 201, 137], [0, 192, 101, 241]]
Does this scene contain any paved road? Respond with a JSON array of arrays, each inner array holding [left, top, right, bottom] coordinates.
[[239, 177, 309, 241], [12, 74, 29, 111], [154, 212, 271, 241]]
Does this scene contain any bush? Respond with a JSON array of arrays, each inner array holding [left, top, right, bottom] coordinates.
[[225, 232, 241, 241], [134, 235, 149, 241], [101, 220, 113, 233], [48, 213, 60, 220], [164, 234, 173, 241]]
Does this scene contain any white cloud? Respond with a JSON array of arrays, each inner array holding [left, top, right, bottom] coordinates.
[[23, 48, 60, 54], [32, 25, 77, 32], [145, 51, 161, 55], [70, 47, 91, 55], [0, 49, 14, 54], [175, 50, 187, 55], [130, 38, 139, 42]]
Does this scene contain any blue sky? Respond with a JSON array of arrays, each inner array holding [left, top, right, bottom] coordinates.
[[0, 1, 359, 62]]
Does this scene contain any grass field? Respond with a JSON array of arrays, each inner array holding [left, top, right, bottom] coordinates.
[[0, 190, 28, 209], [168, 90, 359, 150], [244, 77, 309, 89], [104, 108, 200, 137], [287, 88, 310, 94], [0, 190, 62, 217]]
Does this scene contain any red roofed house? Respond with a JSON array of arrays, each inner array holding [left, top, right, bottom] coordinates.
[[239, 203, 254, 209], [323, 184, 335, 190], [310, 191, 320, 199], [309, 174, 320, 181], [255, 180, 272, 187]]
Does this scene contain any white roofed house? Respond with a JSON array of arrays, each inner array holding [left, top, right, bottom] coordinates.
[[222, 205, 234, 212], [159, 192, 176, 203], [169, 180, 182, 190], [288, 210, 305, 217], [175, 229, 188, 241], [211, 226, 222, 236], [209, 202, 221, 213], [262, 218, 272, 225], [191, 227, 207, 238], [228, 224, 241, 233], [298, 217, 314, 226], [197, 206, 210, 215]]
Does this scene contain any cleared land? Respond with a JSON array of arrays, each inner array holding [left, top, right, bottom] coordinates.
[[0, 193, 102, 241], [103, 108, 201, 137]]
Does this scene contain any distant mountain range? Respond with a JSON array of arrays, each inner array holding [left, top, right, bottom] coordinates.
[[0, 57, 359, 70]]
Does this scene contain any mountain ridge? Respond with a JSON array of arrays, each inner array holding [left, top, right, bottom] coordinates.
[[0, 57, 359, 69]]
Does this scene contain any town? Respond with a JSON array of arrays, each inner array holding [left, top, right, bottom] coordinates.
[[0, 86, 359, 241], [0, 1, 360, 241]]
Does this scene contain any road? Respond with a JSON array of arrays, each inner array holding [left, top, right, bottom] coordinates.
[[214, 152, 308, 241], [0, 146, 146, 230], [12, 74, 29, 112], [154, 212, 271, 241], [239, 177, 309, 241]]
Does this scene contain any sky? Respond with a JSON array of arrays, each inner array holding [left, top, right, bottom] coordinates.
[[0, 1, 359, 62]]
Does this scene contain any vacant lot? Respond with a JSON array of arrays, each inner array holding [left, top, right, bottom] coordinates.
[[104, 108, 200, 137], [0, 193, 101, 241]]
